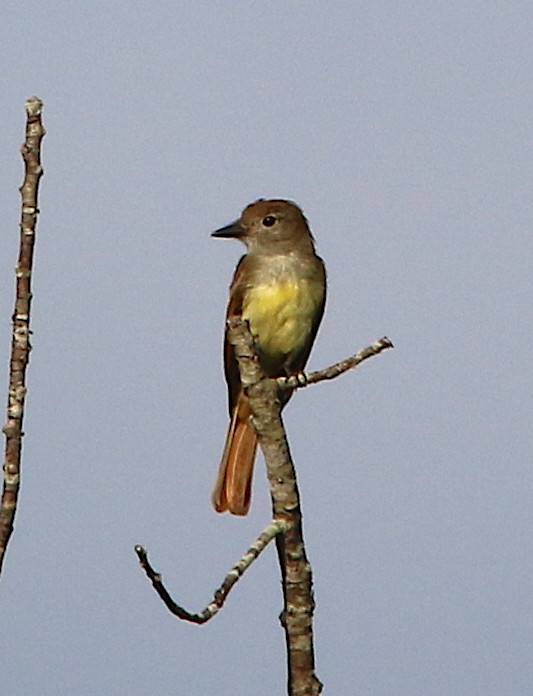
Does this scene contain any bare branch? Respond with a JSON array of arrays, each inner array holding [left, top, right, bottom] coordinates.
[[226, 318, 324, 696], [135, 518, 288, 624], [0, 97, 45, 576], [277, 336, 394, 391], [136, 310, 390, 692]]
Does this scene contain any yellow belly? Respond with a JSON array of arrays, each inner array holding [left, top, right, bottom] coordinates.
[[243, 280, 322, 371]]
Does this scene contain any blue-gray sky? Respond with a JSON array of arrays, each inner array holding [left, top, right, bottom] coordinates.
[[1, 3, 532, 694]]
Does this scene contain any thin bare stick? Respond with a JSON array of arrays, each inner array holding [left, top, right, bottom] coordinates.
[[277, 336, 393, 391], [135, 518, 288, 624], [0, 97, 45, 576]]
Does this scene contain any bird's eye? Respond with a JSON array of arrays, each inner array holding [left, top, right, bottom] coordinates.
[[262, 215, 277, 227]]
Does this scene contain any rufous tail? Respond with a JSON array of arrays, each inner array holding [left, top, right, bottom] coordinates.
[[212, 396, 258, 516]]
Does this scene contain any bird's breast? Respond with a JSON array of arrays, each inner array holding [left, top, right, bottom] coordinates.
[[242, 278, 323, 372]]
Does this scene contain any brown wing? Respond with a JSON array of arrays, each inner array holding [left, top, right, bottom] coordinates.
[[223, 256, 249, 414], [214, 256, 258, 515]]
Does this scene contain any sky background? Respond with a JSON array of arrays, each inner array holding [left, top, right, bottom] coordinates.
[[0, 2, 532, 695]]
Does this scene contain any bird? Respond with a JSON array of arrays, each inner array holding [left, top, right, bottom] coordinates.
[[211, 199, 326, 515]]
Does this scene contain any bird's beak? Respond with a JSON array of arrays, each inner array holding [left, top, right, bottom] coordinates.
[[211, 220, 244, 239]]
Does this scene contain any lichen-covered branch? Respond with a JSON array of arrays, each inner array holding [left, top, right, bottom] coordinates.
[[226, 318, 323, 696], [0, 97, 45, 576], [135, 518, 287, 623], [136, 313, 391, 692]]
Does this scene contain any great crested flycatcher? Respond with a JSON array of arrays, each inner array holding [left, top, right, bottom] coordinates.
[[211, 199, 326, 515]]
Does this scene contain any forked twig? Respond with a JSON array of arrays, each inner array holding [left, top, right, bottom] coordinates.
[[136, 316, 393, 694]]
